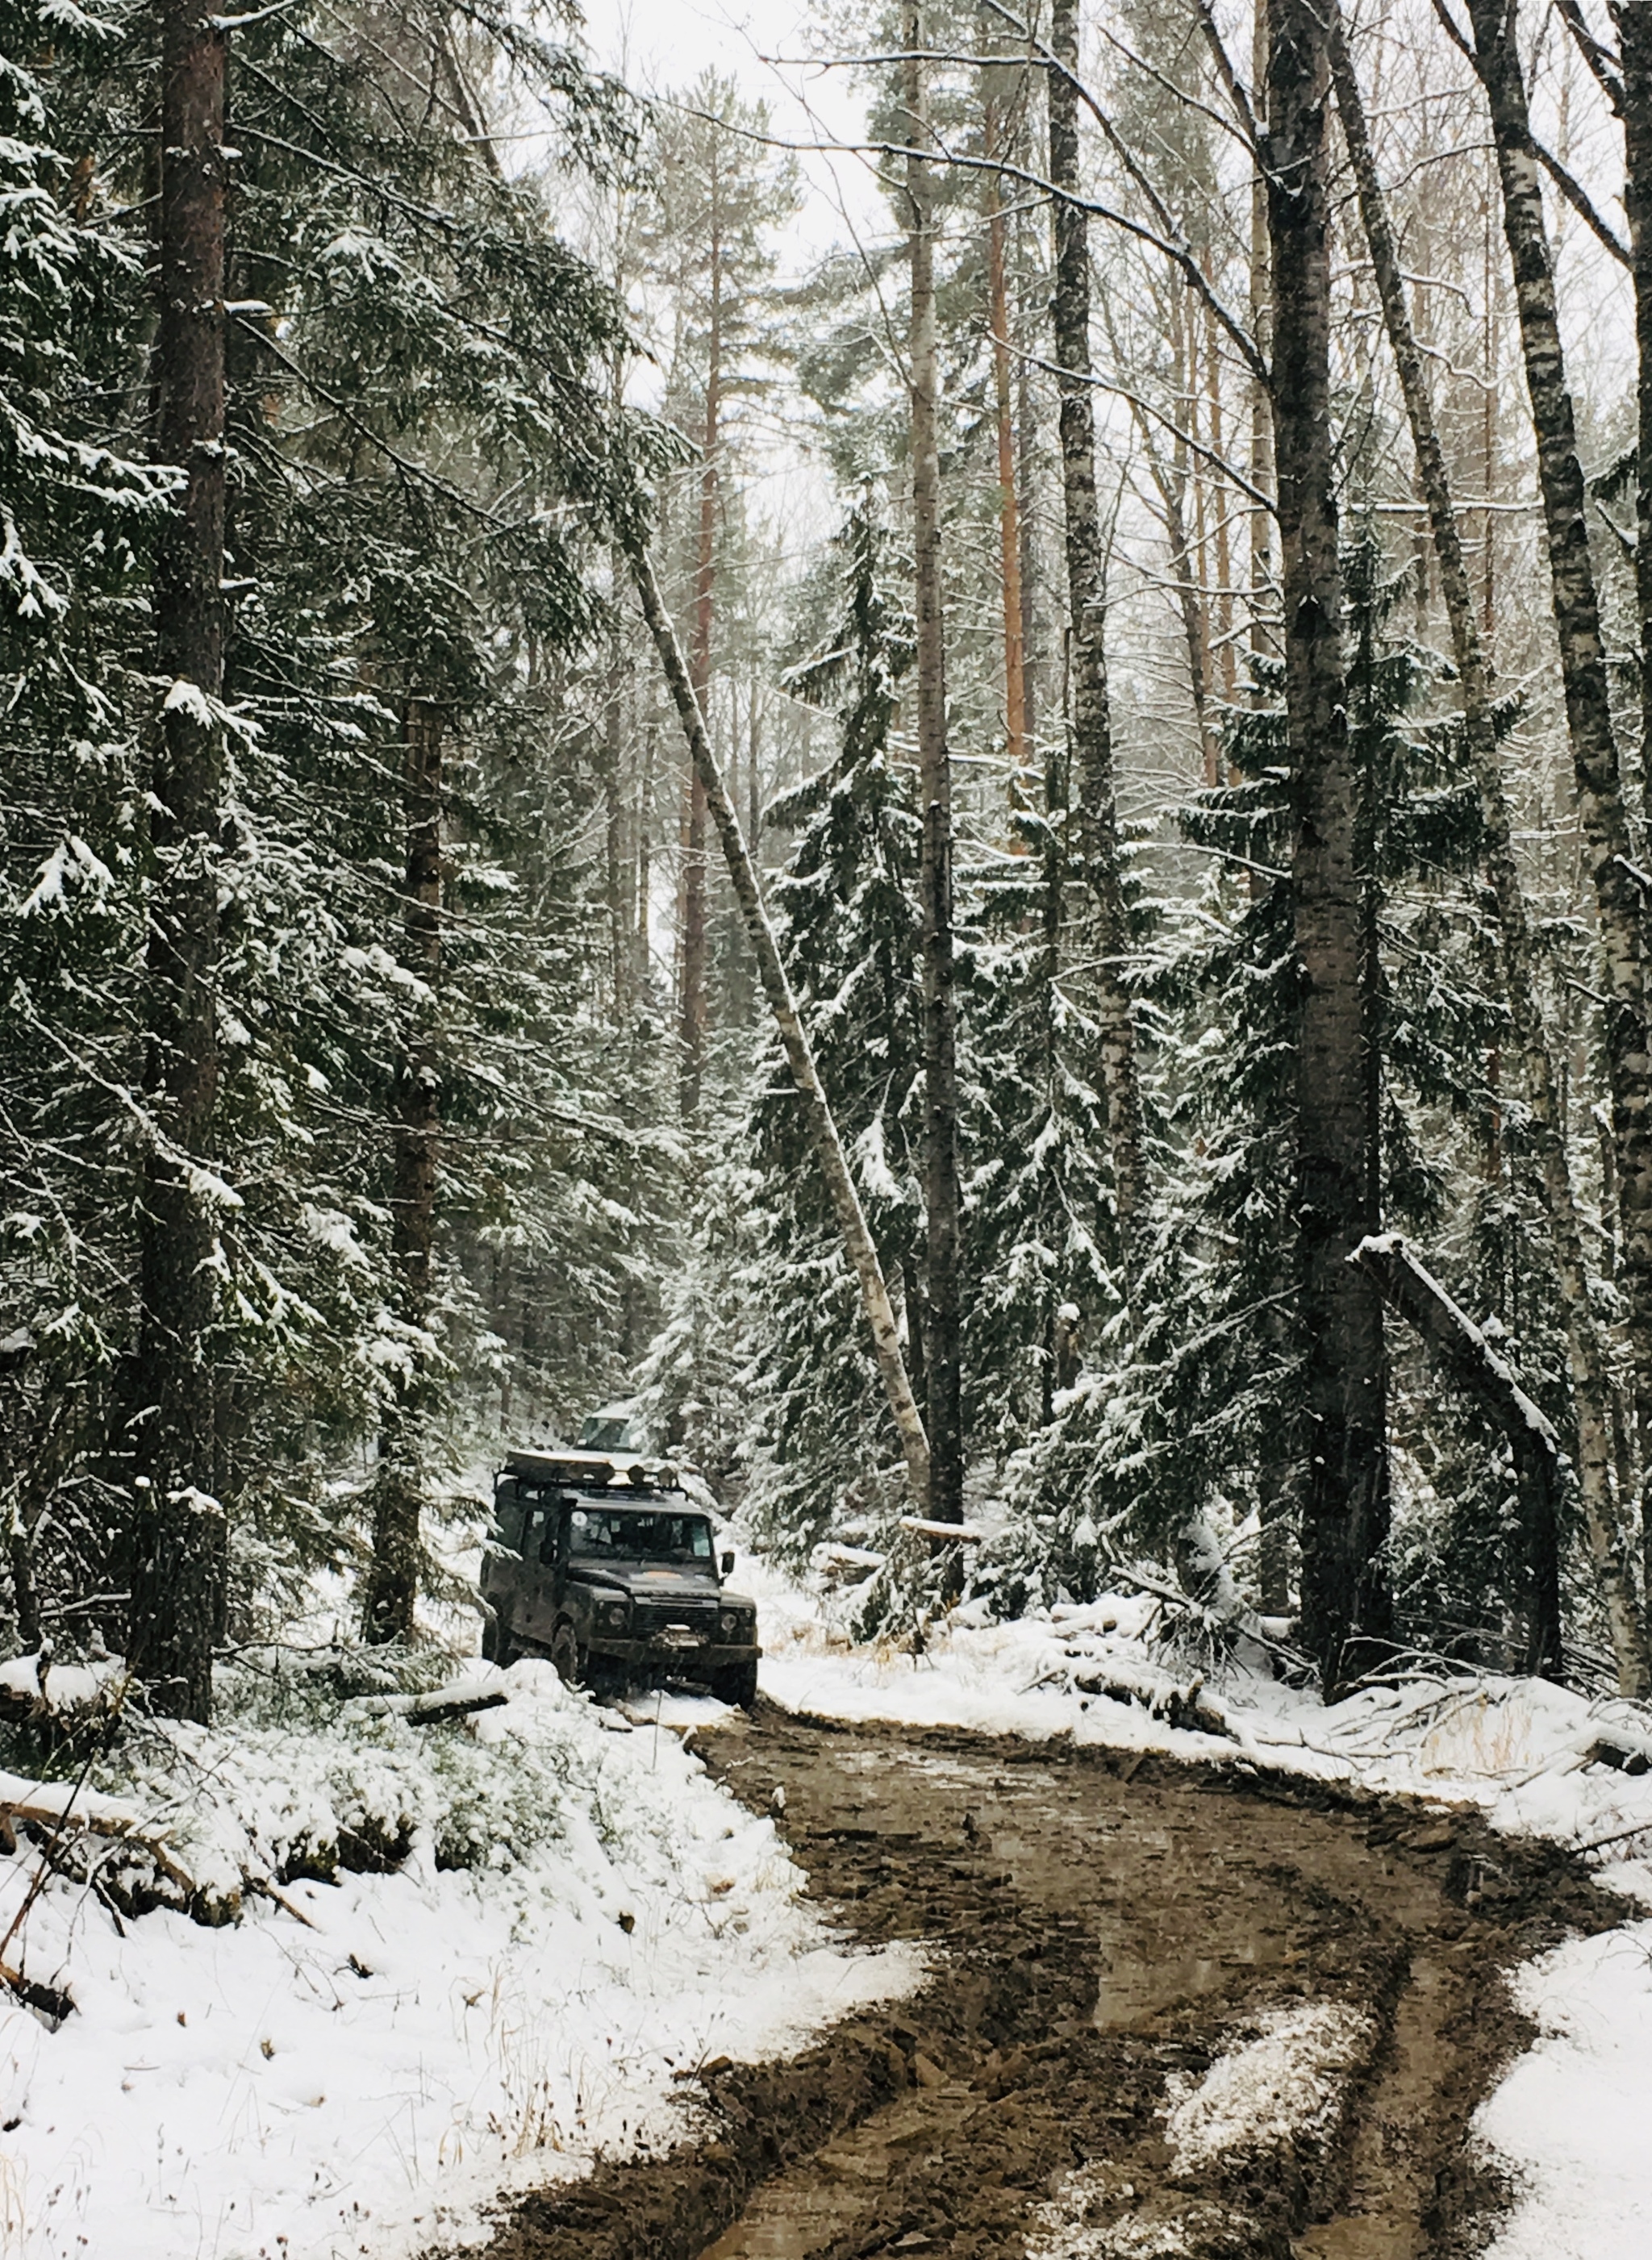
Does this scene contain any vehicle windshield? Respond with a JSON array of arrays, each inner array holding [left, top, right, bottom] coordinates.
[[569, 1507, 712, 1564], [580, 1414, 640, 1451]]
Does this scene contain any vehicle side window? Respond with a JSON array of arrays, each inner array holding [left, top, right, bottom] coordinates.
[[493, 1478, 525, 1553]]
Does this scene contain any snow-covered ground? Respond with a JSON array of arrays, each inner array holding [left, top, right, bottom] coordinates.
[[0, 1659, 921, 2260], [748, 1559, 1652, 2260], [6, 1562, 1652, 2260]]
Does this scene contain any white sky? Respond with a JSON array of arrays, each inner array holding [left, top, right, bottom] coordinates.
[[583, 0, 886, 265]]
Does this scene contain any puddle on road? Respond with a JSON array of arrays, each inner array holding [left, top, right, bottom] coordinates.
[[1091, 1941, 1275, 2028]]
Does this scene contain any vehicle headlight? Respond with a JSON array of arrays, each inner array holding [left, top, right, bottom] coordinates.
[[600, 1601, 629, 1630], [719, 1610, 749, 1640]]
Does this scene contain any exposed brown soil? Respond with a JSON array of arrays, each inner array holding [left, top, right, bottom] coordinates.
[[456, 1704, 1621, 2260]]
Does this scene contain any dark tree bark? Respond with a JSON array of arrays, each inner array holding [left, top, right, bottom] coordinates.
[[127, 0, 230, 1721], [1465, 0, 1652, 1620], [1048, 0, 1147, 1255], [1330, 3, 1646, 1691], [984, 101, 1028, 784], [1248, 0, 1276, 676], [632, 547, 932, 1509], [363, 699, 442, 1645], [1266, 0, 1389, 1691], [603, 582, 631, 1017], [905, 19, 965, 1525], [1617, 0, 1652, 1653], [1354, 1236, 1562, 1678], [679, 196, 722, 1123]]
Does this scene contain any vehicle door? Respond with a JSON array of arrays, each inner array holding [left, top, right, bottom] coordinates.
[[515, 1488, 561, 1649]]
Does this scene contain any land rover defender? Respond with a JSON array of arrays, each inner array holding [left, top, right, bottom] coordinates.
[[480, 1450, 761, 1707]]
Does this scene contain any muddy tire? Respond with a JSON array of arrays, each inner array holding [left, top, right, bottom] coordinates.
[[549, 1621, 582, 1688], [714, 1659, 759, 1709], [481, 1615, 517, 1670]]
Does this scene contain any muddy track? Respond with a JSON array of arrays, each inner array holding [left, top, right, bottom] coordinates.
[[461, 1706, 1621, 2260]]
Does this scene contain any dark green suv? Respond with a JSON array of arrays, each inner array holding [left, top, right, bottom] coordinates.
[[480, 1450, 761, 1707]]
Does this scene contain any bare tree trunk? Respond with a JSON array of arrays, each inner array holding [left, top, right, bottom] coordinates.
[[1134, 388, 1216, 788], [1203, 276, 1237, 708], [636, 711, 656, 1001], [631, 546, 932, 1510], [128, 0, 230, 1722], [1619, 2, 1652, 1653], [985, 103, 1028, 794], [1017, 308, 1041, 764], [905, 18, 966, 1524], [364, 699, 442, 1645], [680, 199, 722, 1121], [1049, 0, 1148, 1254], [1466, 0, 1652, 1632], [1330, 3, 1646, 1690], [1248, 0, 1276, 678], [1353, 1236, 1561, 1678], [1267, 0, 1389, 1691], [604, 596, 629, 1017]]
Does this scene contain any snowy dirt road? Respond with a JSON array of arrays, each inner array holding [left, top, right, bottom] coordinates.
[[460, 1709, 1619, 2260]]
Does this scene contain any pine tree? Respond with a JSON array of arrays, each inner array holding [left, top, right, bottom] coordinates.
[[742, 497, 924, 1555]]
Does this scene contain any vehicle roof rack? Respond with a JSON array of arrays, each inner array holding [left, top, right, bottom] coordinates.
[[501, 1450, 682, 1491]]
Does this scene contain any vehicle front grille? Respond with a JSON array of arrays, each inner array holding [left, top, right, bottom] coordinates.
[[632, 1599, 717, 1639]]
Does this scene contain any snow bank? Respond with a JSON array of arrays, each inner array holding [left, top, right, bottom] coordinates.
[[0, 1657, 921, 2260], [1473, 1917, 1652, 2260]]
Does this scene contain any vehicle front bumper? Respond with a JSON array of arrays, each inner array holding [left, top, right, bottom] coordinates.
[[588, 1636, 761, 1673]]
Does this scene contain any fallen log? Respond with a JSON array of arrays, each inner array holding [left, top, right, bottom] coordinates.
[[631, 540, 932, 1515], [1351, 1232, 1562, 1679]]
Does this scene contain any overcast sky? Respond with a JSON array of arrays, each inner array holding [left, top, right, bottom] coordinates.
[[582, 0, 886, 266]]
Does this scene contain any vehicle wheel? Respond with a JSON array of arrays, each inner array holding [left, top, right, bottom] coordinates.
[[714, 1659, 759, 1710], [481, 1616, 518, 1669], [549, 1622, 583, 1688]]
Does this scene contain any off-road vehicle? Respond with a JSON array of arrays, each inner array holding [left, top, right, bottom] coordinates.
[[480, 1450, 761, 1707]]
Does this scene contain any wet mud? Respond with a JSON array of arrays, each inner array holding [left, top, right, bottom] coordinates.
[[461, 1706, 1621, 2260]]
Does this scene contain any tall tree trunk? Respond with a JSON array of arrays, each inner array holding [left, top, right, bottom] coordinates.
[[631, 546, 932, 1510], [637, 711, 656, 1002], [680, 198, 722, 1121], [604, 597, 629, 1018], [985, 103, 1028, 797], [1049, 0, 1148, 1255], [1329, 2, 1645, 1690], [364, 699, 442, 1645], [1017, 313, 1041, 763], [1466, 0, 1652, 1641], [1619, 1, 1652, 1655], [128, 0, 230, 1722], [1133, 386, 1216, 788], [1266, 0, 1388, 1691], [1248, 0, 1276, 678], [1203, 277, 1237, 707], [905, 19, 966, 1524], [1248, 0, 1291, 1613]]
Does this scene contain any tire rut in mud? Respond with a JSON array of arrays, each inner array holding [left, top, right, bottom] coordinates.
[[460, 1708, 1621, 2260]]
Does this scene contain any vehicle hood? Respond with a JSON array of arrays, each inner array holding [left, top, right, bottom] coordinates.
[[570, 1562, 724, 1603]]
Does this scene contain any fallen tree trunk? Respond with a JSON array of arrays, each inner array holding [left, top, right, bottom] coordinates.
[[1351, 1234, 1562, 1679], [630, 543, 932, 1514]]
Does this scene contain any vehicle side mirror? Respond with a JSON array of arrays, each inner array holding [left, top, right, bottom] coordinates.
[[720, 1550, 735, 1577]]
